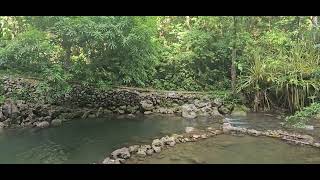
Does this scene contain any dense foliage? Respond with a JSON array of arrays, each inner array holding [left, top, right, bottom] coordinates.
[[1, 16, 320, 121]]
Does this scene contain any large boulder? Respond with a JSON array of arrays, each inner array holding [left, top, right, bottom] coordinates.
[[110, 147, 130, 159], [181, 104, 197, 119], [140, 100, 154, 111]]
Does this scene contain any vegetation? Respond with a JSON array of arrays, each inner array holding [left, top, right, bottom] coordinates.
[[1, 16, 320, 126]]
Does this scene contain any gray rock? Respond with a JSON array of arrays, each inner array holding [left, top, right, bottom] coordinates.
[[129, 145, 140, 153], [185, 127, 195, 133], [213, 98, 223, 107], [137, 145, 151, 157], [102, 157, 121, 164], [140, 100, 154, 111], [152, 139, 164, 148], [181, 104, 197, 119], [194, 100, 211, 108], [144, 111, 152, 115], [111, 147, 130, 159], [152, 146, 161, 153], [51, 119, 62, 127], [137, 149, 147, 157], [36, 121, 50, 129], [222, 123, 233, 133], [146, 149, 154, 155], [304, 125, 314, 131], [313, 143, 320, 148], [247, 129, 262, 136], [0, 122, 4, 129], [0, 111, 5, 121], [161, 136, 176, 146]]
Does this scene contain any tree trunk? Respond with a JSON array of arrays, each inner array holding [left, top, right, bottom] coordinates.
[[185, 16, 191, 30], [311, 16, 318, 42], [62, 41, 72, 69], [231, 16, 238, 94]]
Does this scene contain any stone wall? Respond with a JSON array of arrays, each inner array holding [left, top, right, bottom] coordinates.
[[0, 76, 232, 129]]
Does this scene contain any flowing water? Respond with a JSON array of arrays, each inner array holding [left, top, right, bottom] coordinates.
[[0, 114, 219, 164], [0, 112, 319, 164], [127, 134, 320, 164]]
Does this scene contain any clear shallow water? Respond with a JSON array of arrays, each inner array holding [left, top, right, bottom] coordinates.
[[127, 135, 320, 164], [0, 114, 220, 164], [1, 112, 320, 164]]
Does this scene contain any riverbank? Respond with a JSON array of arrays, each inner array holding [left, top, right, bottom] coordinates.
[[0, 76, 240, 130]]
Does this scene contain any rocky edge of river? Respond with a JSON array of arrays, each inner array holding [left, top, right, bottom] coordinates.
[[0, 76, 241, 129]]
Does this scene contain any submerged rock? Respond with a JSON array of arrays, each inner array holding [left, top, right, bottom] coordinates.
[[185, 127, 195, 133]]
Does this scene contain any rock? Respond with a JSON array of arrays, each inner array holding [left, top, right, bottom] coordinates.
[[194, 100, 210, 108], [185, 127, 195, 133], [0, 111, 4, 122], [51, 119, 62, 127], [137, 145, 152, 157], [146, 149, 154, 155], [127, 114, 135, 118], [152, 139, 164, 148], [192, 134, 201, 139], [0, 122, 4, 129], [313, 143, 320, 148], [247, 129, 262, 136], [207, 127, 213, 131], [82, 111, 91, 119], [152, 146, 161, 153], [36, 121, 50, 129], [102, 157, 121, 164], [161, 136, 176, 146], [222, 123, 233, 133], [213, 98, 223, 107], [218, 104, 233, 115], [304, 125, 314, 131], [140, 100, 154, 111], [137, 149, 147, 157], [111, 147, 130, 159], [200, 134, 207, 139], [181, 104, 197, 119], [129, 145, 140, 153], [144, 111, 152, 115]]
